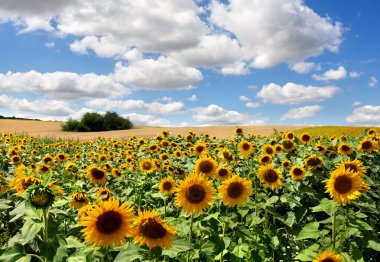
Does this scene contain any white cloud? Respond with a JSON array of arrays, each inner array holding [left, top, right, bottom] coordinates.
[[353, 101, 361, 107], [239, 96, 250, 102], [187, 95, 198, 102], [257, 82, 339, 104], [220, 61, 249, 75], [0, 70, 129, 99], [245, 102, 261, 108], [160, 97, 173, 102], [209, 0, 342, 68], [85, 99, 145, 112], [280, 105, 322, 120], [193, 104, 265, 125], [67, 108, 96, 120], [70, 35, 127, 58], [44, 42, 55, 48], [123, 113, 170, 126], [349, 71, 361, 78], [145, 102, 185, 115], [289, 62, 318, 74], [369, 76, 377, 87], [112, 58, 202, 89], [346, 105, 380, 125], [312, 66, 347, 81]]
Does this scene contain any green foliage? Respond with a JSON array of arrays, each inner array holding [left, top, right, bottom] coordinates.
[[61, 111, 133, 132]]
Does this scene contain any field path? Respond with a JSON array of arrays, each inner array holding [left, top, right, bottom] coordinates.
[[0, 119, 306, 140]]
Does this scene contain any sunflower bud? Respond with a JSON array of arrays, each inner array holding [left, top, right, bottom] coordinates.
[[28, 184, 54, 209]]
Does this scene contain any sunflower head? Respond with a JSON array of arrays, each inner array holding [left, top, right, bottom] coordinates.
[[312, 250, 343, 262], [257, 165, 283, 190], [284, 132, 295, 140], [358, 138, 377, 153], [325, 167, 364, 205], [235, 127, 243, 136], [259, 155, 272, 165], [28, 184, 55, 209], [112, 168, 122, 178], [262, 145, 275, 156], [300, 133, 312, 143], [86, 166, 107, 185], [305, 155, 323, 169], [175, 173, 215, 214], [336, 159, 366, 176], [139, 159, 155, 174], [282, 139, 295, 152], [71, 192, 90, 209], [238, 140, 254, 157], [55, 152, 68, 162], [315, 144, 327, 154], [133, 209, 176, 249], [219, 175, 252, 207], [220, 149, 234, 162], [282, 159, 291, 169], [159, 177, 176, 195], [194, 157, 217, 177], [215, 166, 232, 180], [193, 141, 207, 156], [10, 155, 22, 164], [97, 188, 112, 201], [290, 166, 306, 180], [338, 143, 353, 155]]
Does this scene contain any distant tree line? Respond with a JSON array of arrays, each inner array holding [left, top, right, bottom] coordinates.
[[62, 112, 133, 132], [0, 115, 41, 121]]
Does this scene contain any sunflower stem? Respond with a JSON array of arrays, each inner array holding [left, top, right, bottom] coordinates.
[[272, 201, 276, 261], [42, 208, 49, 242], [187, 214, 194, 262], [29, 254, 45, 262], [164, 197, 167, 217], [332, 211, 337, 251]]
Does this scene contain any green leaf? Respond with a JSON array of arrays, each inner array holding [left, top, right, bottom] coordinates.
[[162, 238, 192, 258], [15, 255, 31, 262], [66, 236, 85, 249], [232, 243, 249, 258], [297, 222, 320, 240], [271, 236, 280, 249], [0, 243, 26, 262], [295, 243, 319, 261], [53, 235, 68, 262], [351, 246, 365, 262], [21, 219, 43, 244], [312, 198, 338, 215], [348, 217, 373, 231], [368, 240, 380, 251], [0, 199, 12, 210], [114, 243, 142, 262]]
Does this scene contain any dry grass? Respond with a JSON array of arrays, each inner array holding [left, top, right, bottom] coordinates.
[[0, 119, 308, 140]]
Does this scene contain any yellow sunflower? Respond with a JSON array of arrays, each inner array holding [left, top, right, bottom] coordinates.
[[282, 139, 295, 152], [70, 192, 90, 209], [259, 155, 272, 165], [80, 198, 135, 248], [284, 131, 295, 140], [235, 127, 243, 136], [55, 152, 68, 162], [97, 188, 112, 201], [289, 166, 306, 180], [219, 175, 252, 206], [175, 173, 215, 214], [133, 209, 176, 249], [313, 250, 342, 262], [358, 138, 377, 153], [336, 159, 366, 177], [315, 144, 327, 154], [262, 145, 275, 156], [300, 133, 312, 143], [282, 159, 291, 169], [194, 157, 217, 177], [305, 155, 323, 169], [325, 167, 363, 205], [10, 155, 22, 164], [274, 145, 283, 153], [86, 166, 107, 185], [220, 148, 234, 162], [159, 176, 176, 195], [139, 159, 155, 174], [193, 141, 207, 156], [338, 143, 353, 155], [111, 168, 122, 178], [215, 166, 232, 180], [257, 165, 283, 190]]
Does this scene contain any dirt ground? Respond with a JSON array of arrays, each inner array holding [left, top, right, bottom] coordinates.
[[0, 119, 306, 140]]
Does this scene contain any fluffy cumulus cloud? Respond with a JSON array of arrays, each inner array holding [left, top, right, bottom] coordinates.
[[112, 58, 202, 89], [245, 102, 261, 108], [193, 104, 265, 125], [312, 66, 347, 81], [369, 76, 377, 87], [145, 102, 186, 115], [346, 105, 380, 125], [85, 99, 145, 111], [257, 83, 339, 104], [209, 0, 342, 68], [187, 95, 198, 102], [0, 70, 129, 99], [289, 62, 319, 74], [123, 113, 170, 126], [280, 105, 322, 121]]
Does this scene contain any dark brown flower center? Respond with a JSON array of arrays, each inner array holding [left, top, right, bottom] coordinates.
[[141, 218, 167, 239], [163, 182, 173, 190], [186, 184, 206, 204], [264, 170, 278, 183], [283, 140, 294, 149], [22, 178, 39, 189], [344, 163, 358, 172], [341, 145, 351, 152], [302, 135, 311, 141], [262, 156, 270, 162], [96, 211, 122, 234], [43, 157, 53, 164], [199, 161, 213, 174], [287, 133, 294, 139], [113, 170, 121, 177], [265, 147, 273, 155], [293, 168, 303, 176], [242, 143, 250, 150], [283, 161, 290, 167], [227, 182, 244, 198], [307, 157, 321, 167], [196, 146, 204, 153], [334, 176, 352, 194], [142, 162, 152, 170], [362, 141, 372, 150], [91, 168, 105, 179], [75, 194, 87, 202], [58, 154, 65, 160], [218, 168, 228, 177], [12, 156, 20, 162], [321, 259, 334, 262]]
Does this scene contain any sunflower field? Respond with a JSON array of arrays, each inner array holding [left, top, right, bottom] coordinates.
[[0, 128, 379, 262]]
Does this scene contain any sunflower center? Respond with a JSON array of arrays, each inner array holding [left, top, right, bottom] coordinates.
[[262, 156, 270, 162], [283, 141, 293, 149], [199, 161, 213, 174], [163, 182, 172, 190], [142, 162, 152, 170], [91, 169, 105, 179], [293, 168, 303, 176], [41, 165, 49, 172], [334, 175, 353, 194], [242, 143, 250, 150], [264, 170, 278, 183], [141, 218, 167, 239], [283, 162, 290, 167], [266, 148, 273, 155], [362, 141, 373, 150], [196, 146, 204, 153], [227, 182, 244, 198], [59, 155, 65, 160], [307, 157, 321, 167], [344, 163, 358, 172], [186, 184, 206, 204], [96, 211, 122, 234], [218, 168, 228, 177], [341, 145, 350, 151], [75, 194, 87, 202], [321, 259, 334, 262], [113, 170, 121, 177]]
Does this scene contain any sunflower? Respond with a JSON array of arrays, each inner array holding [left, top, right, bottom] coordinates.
[[37, 164, 50, 174], [219, 175, 252, 207], [338, 143, 353, 155], [220, 149, 234, 162], [358, 138, 377, 153], [284, 132, 295, 140], [257, 165, 283, 190], [139, 159, 155, 174], [259, 155, 272, 165], [175, 173, 215, 214], [300, 133, 312, 143], [173, 150, 182, 158], [336, 159, 366, 176], [10, 175, 41, 194], [112, 168, 122, 178], [325, 167, 364, 205], [289, 166, 306, 180], [193, 141, 207, 156], [282, 159, 291, 169], [305, 155, 323, 169], [236, 140, 251, 157], [235, 127, 243, 136], [367, 128, 377, 136], [80, 198, 135, 248], [86, 166, 107, 185], [313, 250, 342, 262], [159, 177, 176, 195], [159, 153, 170, 161], [160, 140, 170, 148], [194, 157, 217, 177], [97, 188, 112, 201], [42, 155, 54, 165], [28, 184, 55, 209], [70, 192, 90, 209], [133, 209, 176, 249], [282, 139, 295, 152], [315, 144, 327, 154], [55, 152, 68, 162], [262, 145, 275, 156], [274, 145, 283, 153], [215, 166, 232, 180]]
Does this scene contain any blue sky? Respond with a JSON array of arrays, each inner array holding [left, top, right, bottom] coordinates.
[[0, 0, 379, 126]]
